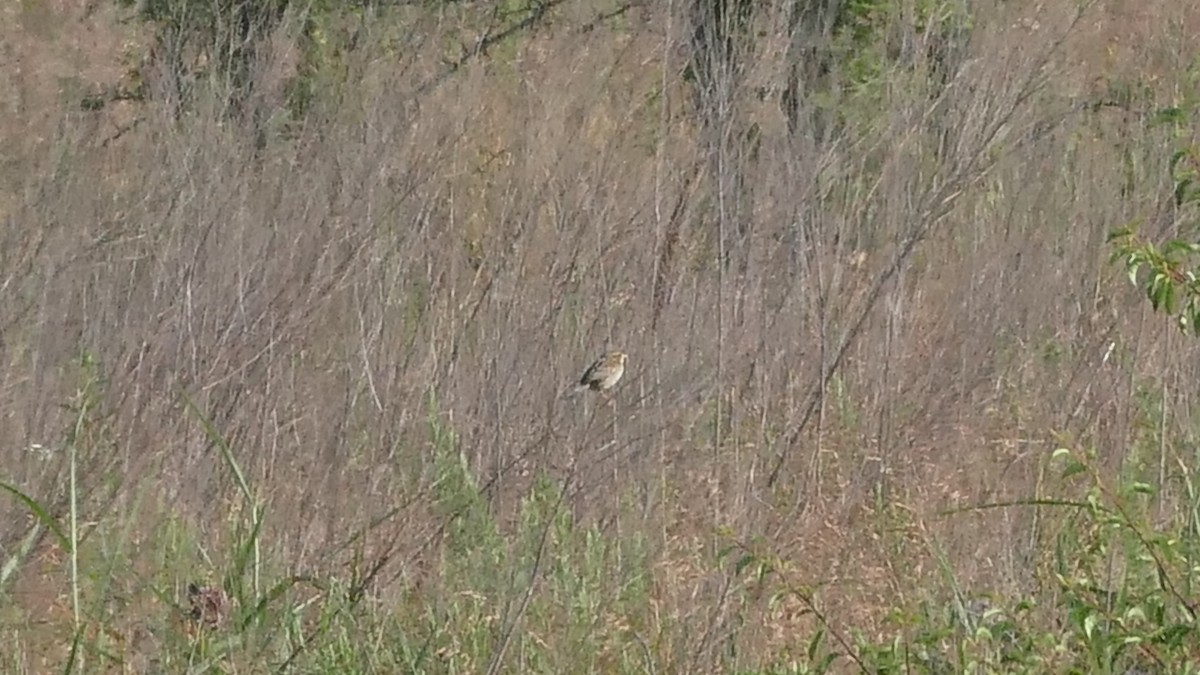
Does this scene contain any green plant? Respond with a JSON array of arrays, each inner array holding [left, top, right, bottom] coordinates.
[[1046, 446, 1200, 673], [1110, 88, 1200, 334]]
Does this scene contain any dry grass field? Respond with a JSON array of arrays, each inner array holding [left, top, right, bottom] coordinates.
[[2, 0, 1200, 672]]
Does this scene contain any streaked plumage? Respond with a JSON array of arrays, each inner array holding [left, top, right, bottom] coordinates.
[[577, 351, 628, 392], [187, 583, 230, 629]]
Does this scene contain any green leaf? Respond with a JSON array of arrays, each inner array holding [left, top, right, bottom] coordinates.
[[1159, 622, 1193, 646], [807, 627, 825, 661], [1061, 459, 1087, 479], [1169, 147, 1192, 172], [1161, 239, 1198, 255], [1127, 261, 1142, 285], [734, 553, 757, 576], [1152, 106, 1186, 126], [0, 482, 70, 553], [1149, 273, 1173, 311], [1106, 226, 1134, 242], [1175, 178, 1195, 206], [1123, 606, 1147, 623]]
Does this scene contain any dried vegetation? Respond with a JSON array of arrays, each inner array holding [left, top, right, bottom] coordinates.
[[2, 0, 1200, 672]]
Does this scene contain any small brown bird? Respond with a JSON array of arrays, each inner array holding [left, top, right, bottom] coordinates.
[[186, 582, 230, 630], [577, 351, 628, 393]]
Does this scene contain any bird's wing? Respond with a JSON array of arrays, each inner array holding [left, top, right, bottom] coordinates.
[[579, 358, 600, 386]]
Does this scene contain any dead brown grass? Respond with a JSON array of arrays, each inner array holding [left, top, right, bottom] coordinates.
[[3, 0, 1200, 671]]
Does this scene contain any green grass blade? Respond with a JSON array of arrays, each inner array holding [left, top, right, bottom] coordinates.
[[0, 481, 70, 552]]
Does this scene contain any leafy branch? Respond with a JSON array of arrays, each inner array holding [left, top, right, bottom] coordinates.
[[1109, 101, 1200, 334], [1109, 227, 1200, 334]]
